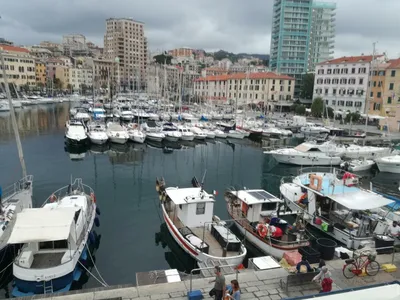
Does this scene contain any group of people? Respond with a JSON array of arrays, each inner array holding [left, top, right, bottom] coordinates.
[[296, 256, 333, 293], [209, 266, 241, 300]]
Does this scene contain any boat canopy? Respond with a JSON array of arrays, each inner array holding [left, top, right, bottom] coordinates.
[[234, 189, 283, 205], [329, 191, 394, 210], [294, 143, 319, 152], [165, 187, 215, 205], [8, 207, 77, 244]]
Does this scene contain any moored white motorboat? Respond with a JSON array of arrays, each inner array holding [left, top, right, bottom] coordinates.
[[87, 122, 108, 145], [177, 125, 195, 141], [10, 178, 99, 296], [106, 122, 129, 144], [146, 131, 165, 142], [156, 177, 246, 268], [162, 122, 182, 142], [65, 120, 88, 145], [340, 159, 375, 172], [74, 108, 91, 122], [225, 188, 310, 258], [203, 129, 216, 139], [190, 126, 207, 140], [376, 155, 400, 174], [227, 130, 245, 139], [128, 128, 146, 144], [214, 129, 227, 139]]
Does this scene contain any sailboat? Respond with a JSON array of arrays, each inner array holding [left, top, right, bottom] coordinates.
[[0, 51, 33, 279]]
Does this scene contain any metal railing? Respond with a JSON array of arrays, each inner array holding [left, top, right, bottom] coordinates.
[[1, 175, 33, 202], [189, 265, 239, 292]]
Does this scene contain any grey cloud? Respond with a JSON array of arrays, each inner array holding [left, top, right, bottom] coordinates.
[[1, 0, 399, 57]]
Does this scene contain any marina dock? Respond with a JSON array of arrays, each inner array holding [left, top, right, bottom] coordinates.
[[12, 252, 400, 300]]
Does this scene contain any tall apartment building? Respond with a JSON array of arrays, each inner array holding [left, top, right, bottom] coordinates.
[[103, 18, 148, 88], [269, 0, 336, 96]]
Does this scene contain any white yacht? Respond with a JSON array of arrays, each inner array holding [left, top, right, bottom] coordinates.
[[156, 177, 246, 269], [106, 122, 129, 144], [87, 123, 108, 145], [177, 125, 195, 141], [190, 126, 207, 140], [65, 120, 88, 145], [213, 129, 227, 139], [280, 168, 395, 249], [300, 123, 330, 135], [10, 179, 98, 296], [227, 130, 245, 139], [265, 143, 342, 166], [341, 159, 375, 172], [341, 145, 391, 160], [376, 155, 400, 174], [203, 128, 216, 139], [162, 122, 182, 142], [128, 127, 146, 144], [117, 105, 134, 121], [74, 108, 91, 123]]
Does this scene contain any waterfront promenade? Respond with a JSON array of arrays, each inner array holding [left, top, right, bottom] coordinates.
[[12, 252, 400, 300]]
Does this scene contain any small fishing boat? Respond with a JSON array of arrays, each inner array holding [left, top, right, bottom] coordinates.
[[155, 177, 246, 268], [340, 159, 375, 172], [225, 188, 310, 258], [10, 178, 100, 296]]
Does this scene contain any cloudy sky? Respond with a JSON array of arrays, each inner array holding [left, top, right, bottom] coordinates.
[[1, 0, 399, 58]]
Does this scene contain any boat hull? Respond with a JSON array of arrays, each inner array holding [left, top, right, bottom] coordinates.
[[146, 135, 164, 142], [271, 153, 341, 166], [66, 136, 89, 146], [161, 204, 245, 266], [165, 136, 179, 142], [89, 137, 108, 145], [194, 135, 206, 140], [109, 137, 128, 144], [181, 135, 195, 141], [376, 161, 400, 174]]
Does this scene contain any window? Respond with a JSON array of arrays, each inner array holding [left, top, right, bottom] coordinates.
[[355, 102, 362, 107], [325, 88, 328, 94], [351, 68, 356, 74], [389, 83, 394, 90], [391, 70, 396, 77], [261, 202, 277, 211], [370, 92, 373, 97], [332, 100, 336, 105], [196, 203, 205, 215], [388, 97, 392, 104], [39, 240, 68, 250], [333, 89, 337, 95], [373, 103, 381, 110], [327, 69, 332, 74], [373, 81, 376, 87], [359, 78, 364, 85], [377, 92, 381, 98]]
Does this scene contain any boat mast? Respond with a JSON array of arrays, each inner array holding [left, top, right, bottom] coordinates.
[[364, 42, 377, 140], [0, 50, 27, 178]]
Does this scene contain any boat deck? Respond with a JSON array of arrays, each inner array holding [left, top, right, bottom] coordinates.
[[168, 210, 241, 257], [31, 252, 65, 268]]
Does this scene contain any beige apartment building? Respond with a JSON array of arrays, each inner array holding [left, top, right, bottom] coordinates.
[[0, 44, 36, 88], [103, 18, 148, 88], [83, 57, 114, 88], [194, 72, 294, 105]]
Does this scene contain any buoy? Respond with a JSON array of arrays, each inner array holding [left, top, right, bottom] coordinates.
[[94, 217, 100, 227], [96, 207, 101, 216], [257, 223, 268, 238]]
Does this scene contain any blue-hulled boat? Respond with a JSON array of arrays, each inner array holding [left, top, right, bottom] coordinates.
[[9, 178, 100, 296]]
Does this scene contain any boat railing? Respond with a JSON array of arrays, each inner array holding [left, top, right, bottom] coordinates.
[[42, 178, 94, 207], [297, 166, 336, 175], [1, 175, 33, 202]]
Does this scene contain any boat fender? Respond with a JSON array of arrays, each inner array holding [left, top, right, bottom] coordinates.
[[90, 192, 96, 203], [50, 194, 57, 203], [94, 217, 100, 227], [257, 223, 268, 238], [96, 207, 101, 216]]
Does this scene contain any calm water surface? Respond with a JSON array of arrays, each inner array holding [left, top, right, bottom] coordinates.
[[0, 104, 398, 295]]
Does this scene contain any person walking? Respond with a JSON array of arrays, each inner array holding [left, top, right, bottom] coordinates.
[[209, 266, 226, 300]]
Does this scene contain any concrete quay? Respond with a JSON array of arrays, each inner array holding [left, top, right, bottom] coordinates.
[[11, 253, 400, 300]]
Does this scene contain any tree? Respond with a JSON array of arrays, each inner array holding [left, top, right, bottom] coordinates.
[[345, 112, 361, 123], [327, 107, 334, 119], [66, 84, 72, 92], [295, 105, 306, 115], [300, 73, 315, 99], [53, 78, 62, 90], [154, 54, 173, 65], [311, 97, 324, 118]]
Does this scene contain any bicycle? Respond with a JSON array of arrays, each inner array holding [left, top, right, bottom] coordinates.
[[342, 252, 380, 279]]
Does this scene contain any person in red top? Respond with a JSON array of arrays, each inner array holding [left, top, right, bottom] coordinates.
[[312, 266, 333, 293]]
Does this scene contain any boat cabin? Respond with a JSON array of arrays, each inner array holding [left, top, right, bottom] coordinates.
[[165, 187, 215, 228], [229, 189, 283, 223]]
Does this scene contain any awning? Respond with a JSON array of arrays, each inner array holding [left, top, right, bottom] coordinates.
[[8, 208, 77, 244], [330, 191, 394, 210]]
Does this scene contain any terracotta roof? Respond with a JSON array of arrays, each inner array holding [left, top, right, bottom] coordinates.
[[194, 72, 294, 82], [0, 44, 30, 53], [318, 55, 384, 65], [387, 58, 400, 69]]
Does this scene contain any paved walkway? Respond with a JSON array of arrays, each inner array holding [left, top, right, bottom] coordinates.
[[12, 253, 400, 300]]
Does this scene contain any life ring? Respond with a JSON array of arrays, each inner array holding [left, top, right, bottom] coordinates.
[[257, 223, 268, 238], [343, 172, 356, 186], [90, 192, 96, 203], [50, 194, 57, 203]]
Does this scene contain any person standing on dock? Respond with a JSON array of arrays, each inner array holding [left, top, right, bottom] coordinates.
[[209, 266, 226, 300]]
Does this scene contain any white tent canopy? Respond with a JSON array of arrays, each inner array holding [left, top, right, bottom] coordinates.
[[8, 208, 77, 244], [330, 191, 394, 210]]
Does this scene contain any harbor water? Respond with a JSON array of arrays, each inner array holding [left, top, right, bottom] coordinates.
[[0, 103, 400, 297]]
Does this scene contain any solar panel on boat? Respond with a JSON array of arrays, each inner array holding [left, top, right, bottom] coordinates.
[[247, 190, 275, 200]]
